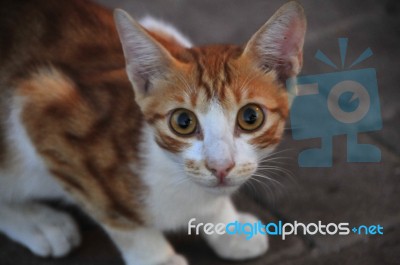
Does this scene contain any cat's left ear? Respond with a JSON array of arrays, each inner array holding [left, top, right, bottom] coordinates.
[[114, 9, 174, 99], [243, 1, 306, 82]]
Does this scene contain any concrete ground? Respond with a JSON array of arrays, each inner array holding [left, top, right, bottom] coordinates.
[[1, 0, 399, 264]]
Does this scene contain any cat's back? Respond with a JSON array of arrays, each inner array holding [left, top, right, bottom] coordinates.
[[0, 0, 126, 79], [0, 0, 141, 200]]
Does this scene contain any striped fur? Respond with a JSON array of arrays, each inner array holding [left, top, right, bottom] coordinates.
[[0, 0, 306, 264]]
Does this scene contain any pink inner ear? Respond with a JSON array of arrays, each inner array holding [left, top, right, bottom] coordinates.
[[254, 7, 306, 81], [278, 17, 306, 59], [277, 18, 305, 78]]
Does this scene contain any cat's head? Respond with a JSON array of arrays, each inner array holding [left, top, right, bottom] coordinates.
[[115, 2, 306, 194]]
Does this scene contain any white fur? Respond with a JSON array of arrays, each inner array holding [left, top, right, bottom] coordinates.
[[201, 103, 235, 174], [139, 16, 192, 48], [0, 96, 67, 202], [137, 126, 215, 231], [0, 202, 80, 257], [0, 96, 79, 257], [105, 225, 187, 265], [201, 200, 268, 260]]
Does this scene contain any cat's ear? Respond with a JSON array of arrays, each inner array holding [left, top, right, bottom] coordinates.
[[243, 1, 306, 82], [114, 9, 174, 98]]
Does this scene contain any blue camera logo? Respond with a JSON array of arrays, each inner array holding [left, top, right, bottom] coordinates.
[[287, 38, 382, 167]]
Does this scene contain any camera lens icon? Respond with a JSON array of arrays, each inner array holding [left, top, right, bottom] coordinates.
[[327, 80, 370, 124]]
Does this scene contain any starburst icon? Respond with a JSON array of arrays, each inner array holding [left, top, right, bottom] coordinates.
[[315, 38, 373, 70]]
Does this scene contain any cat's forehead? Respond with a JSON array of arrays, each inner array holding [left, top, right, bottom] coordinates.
[[187, 45, 243, 64], [185, 45, 242, 80], [183, 46, 242, 110], [175, 45, 285, 111], [143, 44, 287, 122]]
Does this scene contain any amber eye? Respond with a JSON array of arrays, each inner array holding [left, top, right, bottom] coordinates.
[[170, 109, 198, 136], [237, 104, 265, 132]]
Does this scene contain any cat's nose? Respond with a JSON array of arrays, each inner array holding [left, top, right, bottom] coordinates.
[[205, 160, 235, 182]]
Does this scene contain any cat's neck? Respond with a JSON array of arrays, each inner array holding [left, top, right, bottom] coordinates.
[[138, 124, 222, 230]]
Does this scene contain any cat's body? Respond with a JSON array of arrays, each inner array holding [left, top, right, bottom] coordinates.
[[0, 0, 306, 264]]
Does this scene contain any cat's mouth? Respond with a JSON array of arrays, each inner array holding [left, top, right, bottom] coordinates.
[[189, 174, 249, 193]]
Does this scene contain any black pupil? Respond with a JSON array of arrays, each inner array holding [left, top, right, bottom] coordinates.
[[177, 112, 192, 129], [243, 108, 258, 124]]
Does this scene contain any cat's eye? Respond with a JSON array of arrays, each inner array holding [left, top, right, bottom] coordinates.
[[169, 109, 198, 136], [237, 104, 265, 132]]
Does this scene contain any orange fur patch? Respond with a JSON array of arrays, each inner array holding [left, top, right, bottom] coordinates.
[[1, 0, 290, 232]]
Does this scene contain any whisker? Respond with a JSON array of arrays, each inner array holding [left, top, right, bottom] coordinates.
[[251, 170, 289, 202], [255, 168, 285, 179], [248, 177, 277, 206], [252, 173, 283, 188], [242, 178, 258, 199], [258, 148, 295, 160], [259, 156, 294, 164], [255, 148, 298, 187], [257, 167, 297, 186]]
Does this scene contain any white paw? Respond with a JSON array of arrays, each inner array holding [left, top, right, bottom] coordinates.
[[207, 213, 268, 260], [0, 203, 81, 257], [159, 254, 188, 265]]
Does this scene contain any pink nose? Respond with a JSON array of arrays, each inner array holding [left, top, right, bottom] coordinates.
[[205, 161, 235, 182]]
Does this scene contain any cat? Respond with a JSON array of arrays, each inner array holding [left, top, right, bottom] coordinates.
[[0, 0, 306, 264]]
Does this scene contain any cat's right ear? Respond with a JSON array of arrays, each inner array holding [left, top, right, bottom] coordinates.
[[243, 1, 306, 83], [114, 9, 173, 98]]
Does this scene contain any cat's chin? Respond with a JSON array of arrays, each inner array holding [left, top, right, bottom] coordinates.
[[191, 179, 246, 195], [202, 185, 239, 195]]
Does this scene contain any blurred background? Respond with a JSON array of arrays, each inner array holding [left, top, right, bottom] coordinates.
[[1, 0, 399, 264]]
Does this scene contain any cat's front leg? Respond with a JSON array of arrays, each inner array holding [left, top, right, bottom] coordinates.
[[0, 201, 81, 257], [105, 225, 187, 265], [200, 197, 268, 261]]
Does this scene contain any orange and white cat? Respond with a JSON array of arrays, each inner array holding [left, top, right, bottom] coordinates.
[[0, 0, 306, 264]]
